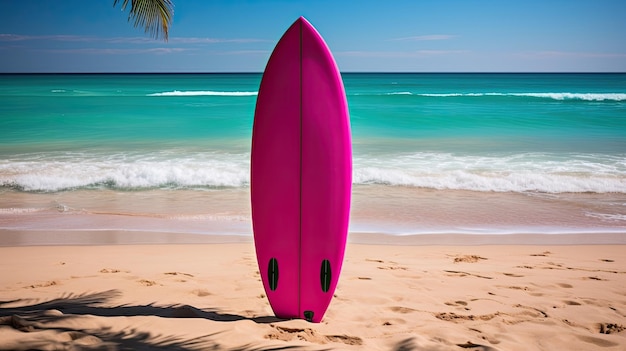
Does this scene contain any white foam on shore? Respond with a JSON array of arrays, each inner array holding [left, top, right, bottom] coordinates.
[[353, 152, 626, 194], [585, 212, 626, 222], [0, 151, 250, 191], [1, 151, 625, 193], [0, 207, 48, 214]]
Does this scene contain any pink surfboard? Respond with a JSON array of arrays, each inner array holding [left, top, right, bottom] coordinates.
[[250, 17, 352, 323]]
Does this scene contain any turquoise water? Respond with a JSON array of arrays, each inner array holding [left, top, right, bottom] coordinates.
[[1, 73, 625, 193]]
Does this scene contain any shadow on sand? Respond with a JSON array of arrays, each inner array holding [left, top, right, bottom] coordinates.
[[1, 290, 425, 351], [0, 290, 308, 351]]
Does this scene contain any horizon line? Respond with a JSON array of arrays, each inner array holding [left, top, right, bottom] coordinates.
[[2, 71, 626, 75]]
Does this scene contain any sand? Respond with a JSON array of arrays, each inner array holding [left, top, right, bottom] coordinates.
[[0, 233, 624, 350], [4, 186, 626, 236]]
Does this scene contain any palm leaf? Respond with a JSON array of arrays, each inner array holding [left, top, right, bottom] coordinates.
[[113, 0, 174, 41]]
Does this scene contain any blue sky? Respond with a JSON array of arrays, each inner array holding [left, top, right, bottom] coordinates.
[[1, 0, 625, 72]]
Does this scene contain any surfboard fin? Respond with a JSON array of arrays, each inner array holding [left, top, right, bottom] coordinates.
[[268, 258, 279, 291], [304, 310, 314, 322], [320, 259, 331, 292]]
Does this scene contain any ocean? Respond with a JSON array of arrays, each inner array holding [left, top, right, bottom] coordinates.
[[1, 73, 625, 238]]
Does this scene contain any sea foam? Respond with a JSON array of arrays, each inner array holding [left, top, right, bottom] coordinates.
[[0, 152, 250, 192], [148, 90, 258, 97], [352, 152, 626, 194], [378, 92, 626, 101], [1, 151, 624, 193]]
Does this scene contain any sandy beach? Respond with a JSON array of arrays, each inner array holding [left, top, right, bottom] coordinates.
[[0, 232, 624, 351]]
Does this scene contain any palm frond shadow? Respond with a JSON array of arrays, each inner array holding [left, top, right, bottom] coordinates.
[[0, 290, 305, 351], [0, 289, 283, 322]]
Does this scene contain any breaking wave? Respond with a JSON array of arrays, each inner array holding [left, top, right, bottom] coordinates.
[[377, 92, 626, 101], [1, 151, 624, 194], [148, 90, 258, 97]]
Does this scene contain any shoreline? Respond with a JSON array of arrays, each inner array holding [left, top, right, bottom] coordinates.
[[1, 229, 625, 247], [2, 186, 626, 241]]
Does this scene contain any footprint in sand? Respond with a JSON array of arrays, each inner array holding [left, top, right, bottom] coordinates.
[[445, 270, 493, 280], [164, 271, 194, 277], [585, 276, 606, 281], [99, 268, 123, 273], [435, 312, 497, 322], [530, 251, 552, 257], [366, 258, 408, 271], [546, 262, 564, 269], [598, 323, 625, 334], [266, 325, 363, 345], [500, 285, 531, 292], [445, 301, 469, 310], [468, 328, 502, 346], [454, 255, 487, 263], [389, 306, 417, 314], [164, 272, 194, 282], [25, 280, 58, 289], [377, 265, 408, 271], [138, 279, 158, 286]]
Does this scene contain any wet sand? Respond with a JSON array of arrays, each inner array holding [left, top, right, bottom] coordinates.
[[2, 185, 625, 235]]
